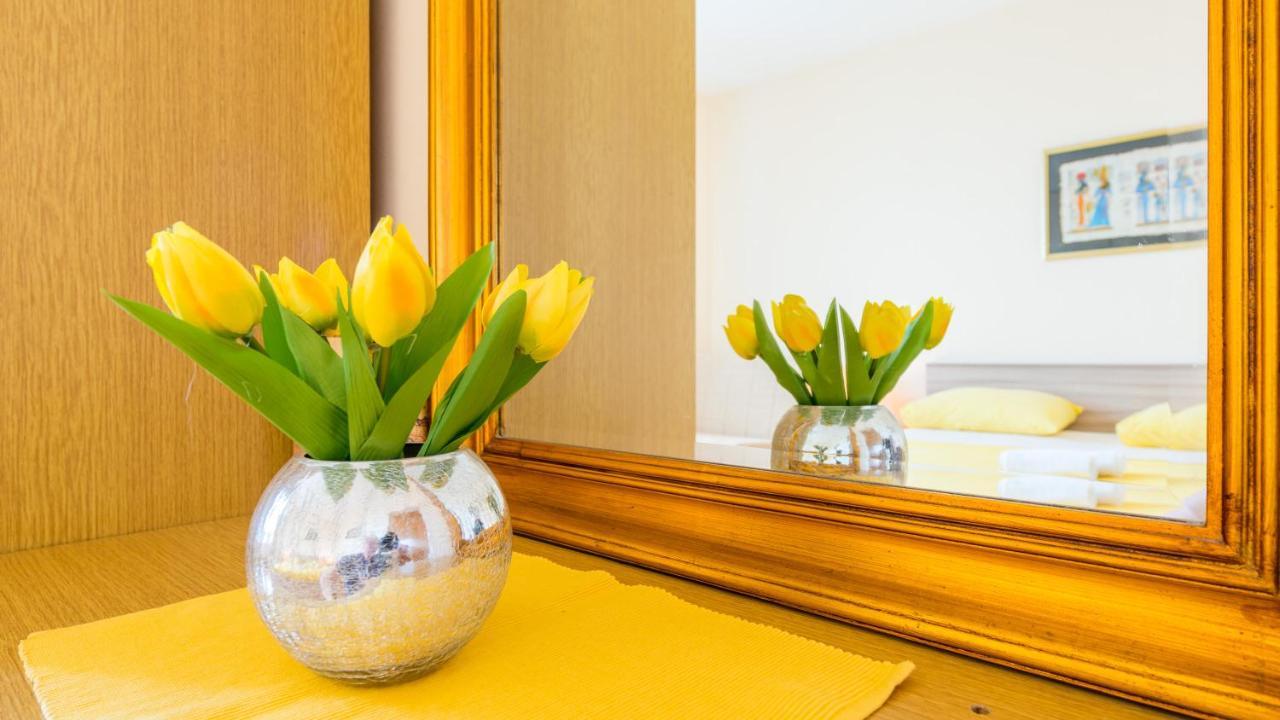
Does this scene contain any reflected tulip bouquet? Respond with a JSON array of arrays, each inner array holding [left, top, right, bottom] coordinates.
[[723, 295, 952, 406], [111, 217, 594, 460]]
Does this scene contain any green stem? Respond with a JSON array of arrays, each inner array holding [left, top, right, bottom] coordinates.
[[376, 346, 392, 392]]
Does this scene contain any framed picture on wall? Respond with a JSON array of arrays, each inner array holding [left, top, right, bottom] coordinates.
[[1045, 126, 1207, 259]]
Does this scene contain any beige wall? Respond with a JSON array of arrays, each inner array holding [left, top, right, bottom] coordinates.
[[496, 0, 697, 458], [372, 0, 431, 251]]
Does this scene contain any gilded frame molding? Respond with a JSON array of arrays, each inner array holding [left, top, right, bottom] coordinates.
[[432, 0, 1279, 716]]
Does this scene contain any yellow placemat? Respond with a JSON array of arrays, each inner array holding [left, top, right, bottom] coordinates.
[[21, 554, 912, 719]]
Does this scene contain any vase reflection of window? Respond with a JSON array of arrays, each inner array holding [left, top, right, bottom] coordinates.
[[1088, 166, 1111, 228]]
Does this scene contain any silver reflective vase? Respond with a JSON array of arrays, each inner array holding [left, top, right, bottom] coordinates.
[[246, 448, 511, 685], [770, 405, 907, 485]]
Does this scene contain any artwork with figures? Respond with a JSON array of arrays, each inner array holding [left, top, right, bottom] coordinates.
[[1047, 128, 1208, 257]]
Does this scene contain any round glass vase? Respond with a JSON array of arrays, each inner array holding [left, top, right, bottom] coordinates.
[[770, 405, 907, 485], [246, 447, 512, 685]]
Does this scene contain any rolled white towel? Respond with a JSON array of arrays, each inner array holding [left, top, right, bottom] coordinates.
[[997, 475, 1127, 509], [998, 449, 1127, 479], [1091, 450, 1127, 476]]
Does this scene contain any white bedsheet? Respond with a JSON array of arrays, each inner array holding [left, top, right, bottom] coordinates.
[[902, 428, 1206, 465]]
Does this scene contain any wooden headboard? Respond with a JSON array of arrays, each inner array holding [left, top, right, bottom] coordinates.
[[925, 363, 1207, 432]]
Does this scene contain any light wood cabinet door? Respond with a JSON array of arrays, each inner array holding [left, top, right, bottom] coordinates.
[[0, 1, 370, 551]]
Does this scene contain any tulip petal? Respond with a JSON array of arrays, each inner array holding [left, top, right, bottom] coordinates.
[[481, 264, 529, 325], [166, 225, 264, 336], [529, 277, 593, 362], [773, 295, 822, 353], [520, 261, 569, 352], [146, 239, 179, 317], [352, 223, 429, 347], [391, 220, 436, 315], [313, 258, 350, 307], [156, 234, 234, 336], [277, 256, 339, 332]]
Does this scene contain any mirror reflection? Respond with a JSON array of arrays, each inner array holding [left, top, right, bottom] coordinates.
[[502, 0, 1209, 524]]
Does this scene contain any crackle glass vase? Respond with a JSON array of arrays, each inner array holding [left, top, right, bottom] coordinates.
[[246, 448, 511, 685], [770, 405, 907, 485]]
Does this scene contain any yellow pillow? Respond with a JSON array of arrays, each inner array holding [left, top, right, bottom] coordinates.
[[1171, 403, 1208, 451], [1118, 403, 1206, 450], [901, 387, 1083, 435], [1115, 403, 1173, 448]]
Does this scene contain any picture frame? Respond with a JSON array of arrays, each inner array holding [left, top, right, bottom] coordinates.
[[1045, 127, 1208, 259]]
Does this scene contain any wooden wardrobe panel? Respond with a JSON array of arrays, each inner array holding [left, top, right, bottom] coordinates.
[[0, 1, 370, 551], [496, 0, 696, 458]]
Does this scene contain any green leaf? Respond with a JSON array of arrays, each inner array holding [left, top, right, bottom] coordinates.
[[383, 244, 495, 399], [810, 299, 846, 405], [840, 305, 874, 405], [751, 301, 812, 405], [257, 275, 299, 376], [423, 290, 526, 455], [355, 340, 454, 460], [109, 295, 348, 460], [871, 302, 934, 404], [488, 352, 545, 415], [370, 243, 491, 465], [791, 351, 826, 402], [337, 303, 385, 458], [434, 352, 545, 454], [280, 310, 346, 408]]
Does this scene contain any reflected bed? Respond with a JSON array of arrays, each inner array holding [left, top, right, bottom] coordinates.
[[695, 363, 1207, 521]]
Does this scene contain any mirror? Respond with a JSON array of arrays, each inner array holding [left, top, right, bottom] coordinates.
[[497, 0, 1209, 524]]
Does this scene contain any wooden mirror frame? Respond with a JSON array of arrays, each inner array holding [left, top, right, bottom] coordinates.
[[430, 1, 1278, 716]]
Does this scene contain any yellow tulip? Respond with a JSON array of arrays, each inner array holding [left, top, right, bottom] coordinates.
[[145, 222, 264, 338], [482, 261, 594, 362], [723, 305, 758, 360], [267, 257, 349, 334], [916, 297, 953, 349], [252, 264, 277, 294], [860, 300, 912, 359], [771, 294, 822, 353], [351, 216, 436, 347], [480, 263, 529, 325]]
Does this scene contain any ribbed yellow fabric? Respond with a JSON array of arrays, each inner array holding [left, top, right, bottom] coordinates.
[[21, 554, 912, 719]]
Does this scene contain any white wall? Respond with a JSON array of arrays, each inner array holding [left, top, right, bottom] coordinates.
[[696, 0, 1208, 439]]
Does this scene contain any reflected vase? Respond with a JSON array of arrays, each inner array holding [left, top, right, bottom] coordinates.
[[770, 405, 907, 485], [246, 448, 511, 685]]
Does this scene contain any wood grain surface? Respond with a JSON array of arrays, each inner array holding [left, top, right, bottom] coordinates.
[[0, 517, 1175, 719], [0, 1, 370, 551], [495, 0, 697, 458]]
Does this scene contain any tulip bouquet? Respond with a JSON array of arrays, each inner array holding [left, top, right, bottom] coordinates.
[[724, 295, 952, 406], [110, 217, 593, 461]]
